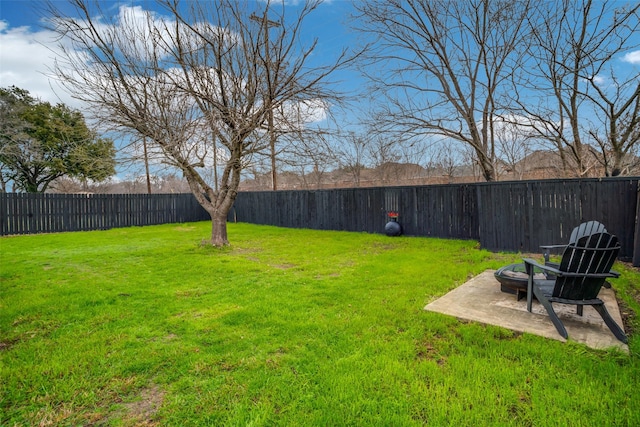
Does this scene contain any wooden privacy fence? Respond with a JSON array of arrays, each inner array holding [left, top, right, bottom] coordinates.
[[0, 193, 209, 235], [2, 178, 639, 266], [230, 178, 640, 266]]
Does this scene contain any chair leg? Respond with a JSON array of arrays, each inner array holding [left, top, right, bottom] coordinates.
[[525, 263, 534, 312], [577, 305, 583, 316], [532, 285, 568, 339], [592, 304, 628, 344]]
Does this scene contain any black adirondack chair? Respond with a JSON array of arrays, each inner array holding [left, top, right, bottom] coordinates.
[[523, 232, 627, 343], [540, 220, 607, 265]]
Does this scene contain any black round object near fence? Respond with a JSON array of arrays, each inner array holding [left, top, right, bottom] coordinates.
[[385, 220, 402, 237]]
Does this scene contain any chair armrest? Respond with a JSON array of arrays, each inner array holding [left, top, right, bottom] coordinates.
[[539, 244, 566, 250], [544, 261, 560, 269], [523, 258, 561, 276], [548, 272, 619, 279], [540, 244, 567, 262], [523, 258, 619, 279]]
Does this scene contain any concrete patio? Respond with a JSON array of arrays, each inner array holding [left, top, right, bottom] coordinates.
[[424, 270, 628, 351]]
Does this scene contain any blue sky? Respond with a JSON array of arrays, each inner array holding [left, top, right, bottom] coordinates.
[[0, 0, 370, 184], [4, 0, 639, 130], [2, 0, 639, 177], [0, 0, 363, 120]]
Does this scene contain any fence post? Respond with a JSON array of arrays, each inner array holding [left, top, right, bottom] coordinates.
[[476, 184, 484, 248], [634, 179, 640, 267]]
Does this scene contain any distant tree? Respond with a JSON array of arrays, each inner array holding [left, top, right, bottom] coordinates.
[[517, 0, 640, 177], [332, 131, 370, 187], [492, 115, 537, 180], [0, 86, 116, 192], [267, 99, 334, 190], [429, 143, 466, 183], [586, 70, 640, 176], [367, 135, 401, 184], [280, 131, 335, 190], [355, 0, 533, 182], [48, 0, 351, 246]]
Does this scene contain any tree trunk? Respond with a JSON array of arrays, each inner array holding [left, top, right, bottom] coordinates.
[[610, 154, 623, 176], [210, 211, 229, 246], [480, 163, 496, 182], [476, 150, 496, 182]]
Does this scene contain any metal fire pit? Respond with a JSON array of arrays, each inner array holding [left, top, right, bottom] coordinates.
[[495, 263, 546, 301]]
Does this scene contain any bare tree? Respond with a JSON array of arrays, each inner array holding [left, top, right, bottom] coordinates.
[[586, 71, 640, 176], [517, 0, 640, 177], [249, 97, 332, 189], [430, 144, 465, 184], [280, 130, 335, 189], [367, 135, 400, 178], [355, 0, 532, 182], [331, 131, 370, 187], [47, 0, 351, 245], [492, 115, 539, 180]]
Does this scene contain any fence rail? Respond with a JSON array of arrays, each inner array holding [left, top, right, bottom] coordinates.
[[0, 193, 209, 235], [2, 178, 639, 266]]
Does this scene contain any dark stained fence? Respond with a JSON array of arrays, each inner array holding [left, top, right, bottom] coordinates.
[[2, 178, 639, 265], [231, 178, 639, 264], [474, 179, 637, 260], [229, 185, 480, 239], [0, 193, 209, 235]]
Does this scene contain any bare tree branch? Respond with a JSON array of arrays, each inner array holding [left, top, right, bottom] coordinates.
[[354, 0, 533, 181]]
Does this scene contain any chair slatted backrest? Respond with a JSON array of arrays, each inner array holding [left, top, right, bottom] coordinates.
[[568, 221, 606, 244], [555, 232, 620, 300]]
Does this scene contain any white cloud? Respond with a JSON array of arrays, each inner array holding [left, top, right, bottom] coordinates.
[[273, 98, 329, 131], [300, 99, 329, 124], [1, 5, 329, 132], [0, 22, 78, 107], [111, 6, 177, 61], [622, 50, 640, 64], [0, 6, 178, 109]]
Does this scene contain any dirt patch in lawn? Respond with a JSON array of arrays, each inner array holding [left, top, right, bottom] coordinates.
[[0, 339, 18, 351], [115, 384, 166, 426], [616, 261, 639, 337], [618, 298, 636, 336]]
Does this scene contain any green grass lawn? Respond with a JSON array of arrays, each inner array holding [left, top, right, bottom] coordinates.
[[2, 222, 639, 426]]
